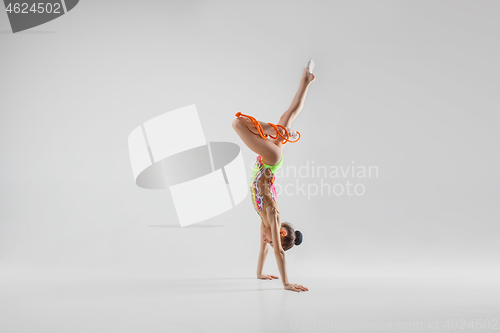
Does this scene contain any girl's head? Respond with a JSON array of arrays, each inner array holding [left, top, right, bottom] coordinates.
[[280, 222, 303, 251], [262, 222, 303, 251]]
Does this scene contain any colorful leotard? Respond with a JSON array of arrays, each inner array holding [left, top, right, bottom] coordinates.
[[250, 155, 284, 217]]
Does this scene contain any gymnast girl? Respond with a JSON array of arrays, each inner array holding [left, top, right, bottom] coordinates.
[[232, 60, 315, 292]]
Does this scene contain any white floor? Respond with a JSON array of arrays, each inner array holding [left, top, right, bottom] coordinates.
[[2, 275, 499, 333]]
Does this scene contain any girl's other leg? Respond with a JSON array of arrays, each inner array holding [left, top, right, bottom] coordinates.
[[232, 117, 282, 165]]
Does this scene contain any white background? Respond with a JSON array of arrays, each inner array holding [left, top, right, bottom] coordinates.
[[1, 1, 499, 332]]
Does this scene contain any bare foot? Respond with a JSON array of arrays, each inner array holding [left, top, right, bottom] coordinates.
[[302, 67, 316, 84]]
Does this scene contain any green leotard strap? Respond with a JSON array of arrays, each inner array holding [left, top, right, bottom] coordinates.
[[252, 155, 284, 180], [262, 155, 284, 174]]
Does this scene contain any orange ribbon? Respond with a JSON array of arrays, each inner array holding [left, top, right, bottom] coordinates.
[[235, 112, 301, 144]]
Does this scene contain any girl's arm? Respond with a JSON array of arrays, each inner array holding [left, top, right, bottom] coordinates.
[[256, 232, 278, 280], [266, 207, 309, 292], [268, 211, 290, 286]]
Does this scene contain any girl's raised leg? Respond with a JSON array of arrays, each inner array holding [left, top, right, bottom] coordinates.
[[233, 64, 315, 162], [269, 68, 316, 148], [278, 68, 315, 129]]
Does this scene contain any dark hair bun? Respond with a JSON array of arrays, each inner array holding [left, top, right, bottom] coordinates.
[[294, 230, 303, 246]]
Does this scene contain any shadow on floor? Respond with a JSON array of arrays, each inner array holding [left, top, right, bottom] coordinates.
[[205, 288, 283, 293], [188, 277, 257, 280], [149, 225, 225, 228]]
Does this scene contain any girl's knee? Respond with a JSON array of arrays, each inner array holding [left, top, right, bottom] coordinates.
[[232, 117, 245, 130]]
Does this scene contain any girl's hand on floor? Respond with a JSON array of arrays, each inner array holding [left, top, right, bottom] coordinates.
[[257, 274, 279, 280], [284, 283, 309, 292]]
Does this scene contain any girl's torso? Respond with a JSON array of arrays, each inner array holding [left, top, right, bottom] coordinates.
[[250, 155, 284, 225]]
